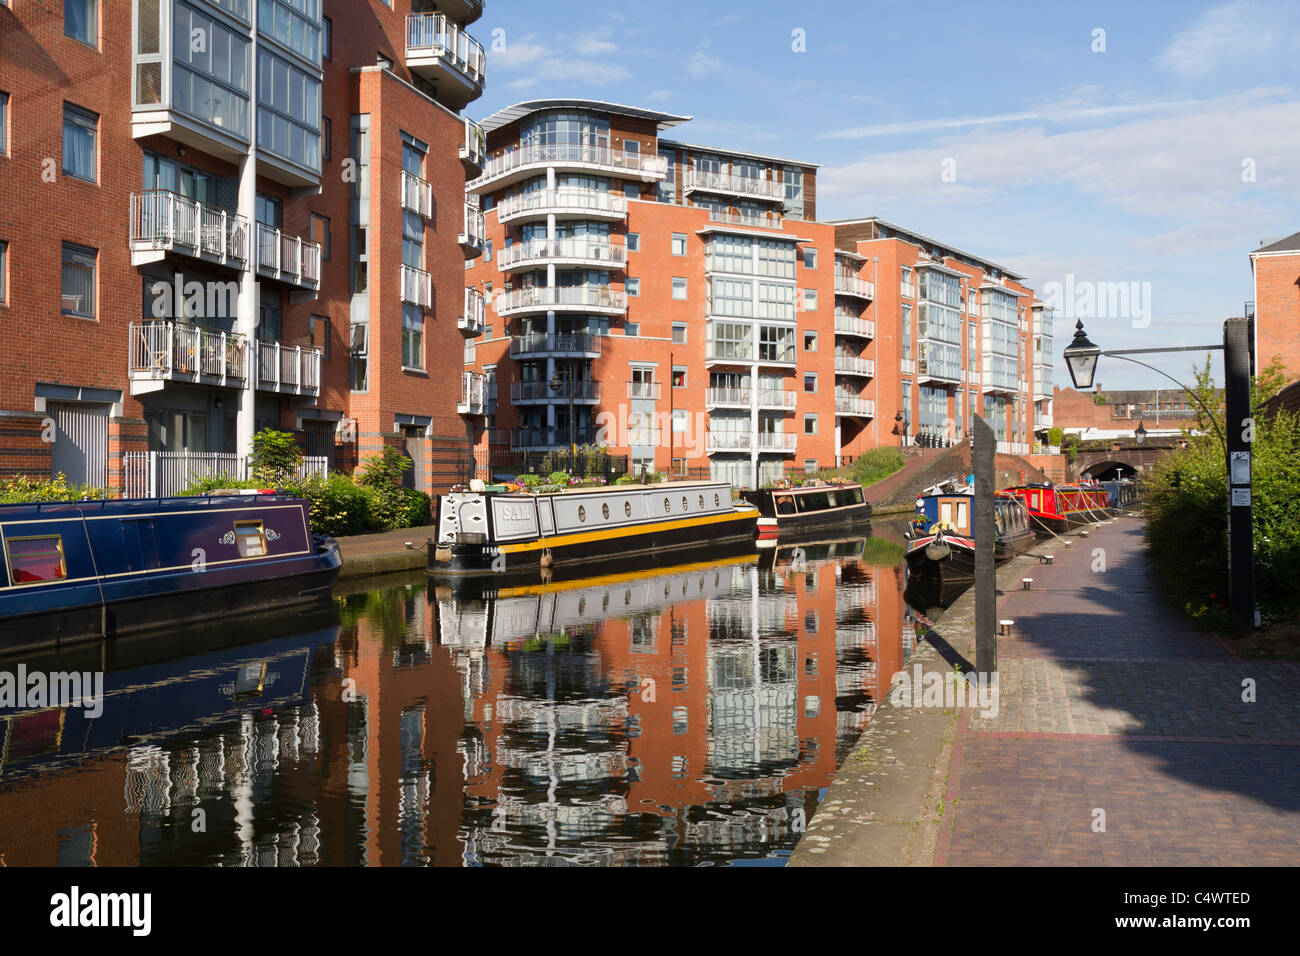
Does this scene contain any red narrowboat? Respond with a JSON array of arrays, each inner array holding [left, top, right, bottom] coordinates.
[[1002, 483, 1114, 535]]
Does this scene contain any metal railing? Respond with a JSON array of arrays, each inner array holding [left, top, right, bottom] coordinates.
[[512, 380, 601, 402], [460, 287, 486, 334], [834, 316, 875, 338], [756, 389, 798, 409], [627, 381, 661, 400], [402, 264, 433, 307], [834, 274, 875, 299], [835, 355, 876, 376], [706, 431, 752, 452], [496, 189, 628, 222], [129, 321, 248, 384], [497, 237, 626, 270], [401, 170, 434, 218], [404, 12, 486, 85], [684, 169, 786, 201], [497, 286, 626, 314], [706, 208, 785, 229], [122, 451, 327, 499], [705, 387, 751, 407], [461, 202, 486, 250], [459, 371, 487, 414], [473, 143, 668, 186], [461, 117, 487, 170], [756, 432, 797, 452], [255, 222, 321, 288], [835, 395, 876, 417], [256, 340, 321, 394], [509, 332, 603, 357], [129, 190, 249, 266], [511, 426, 601, 450], [706, 344, 755, 363]]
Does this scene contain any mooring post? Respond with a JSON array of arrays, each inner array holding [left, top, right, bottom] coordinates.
[[974, 415, 997, 674]]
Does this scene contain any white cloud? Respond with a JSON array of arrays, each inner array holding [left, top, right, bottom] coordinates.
[[493, 35, 548, 70], [644, 89, 673, 103], [1157, 0, 1300, 77], [572, 29, 618, 56], [688, 50, 722, 77]]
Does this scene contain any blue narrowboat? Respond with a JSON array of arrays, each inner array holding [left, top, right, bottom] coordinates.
[[903, 480, 1037, 585], [1099, 479, 1140, 511], [0, 492, 341, 653]]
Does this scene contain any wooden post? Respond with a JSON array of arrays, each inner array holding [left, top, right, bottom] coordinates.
[[973, 415, 997, 674]]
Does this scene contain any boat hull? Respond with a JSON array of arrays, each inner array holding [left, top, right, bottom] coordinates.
[[904, 528, 1036, 583]]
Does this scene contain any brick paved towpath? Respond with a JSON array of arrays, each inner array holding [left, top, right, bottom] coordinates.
[[791, 514, 1300, 866]]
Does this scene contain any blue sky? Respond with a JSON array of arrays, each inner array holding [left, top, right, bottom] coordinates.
[[472, 0, 1300, 390]]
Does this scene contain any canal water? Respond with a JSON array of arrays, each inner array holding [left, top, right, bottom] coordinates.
[[0, 523, 961, 867]]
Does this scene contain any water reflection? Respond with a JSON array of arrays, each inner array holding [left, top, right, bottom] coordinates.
[[0, 532, 940, 867]]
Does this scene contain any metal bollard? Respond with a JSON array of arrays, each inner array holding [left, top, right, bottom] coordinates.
[[998, 619, 1014, 636], [1022, 578, 1033, 590]]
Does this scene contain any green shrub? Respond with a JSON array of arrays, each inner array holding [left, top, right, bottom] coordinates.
[[358, 446, 414, 531], [402, 486, 433, 527], [249, 428, 303, 486], [181, 474, 260, 495], [1047, 426, 1064, 447], [283, 473, 377, 538], [851, 447, 906, 488], [547, 470, 569, 486], [518, 473, 543, 488], [614, 474, 638, 485], [0, 474, 109, 503]]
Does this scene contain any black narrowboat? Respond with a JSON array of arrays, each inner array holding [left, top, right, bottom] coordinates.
[[741, 482, 872, 541], [903, 485, 1037, 586], [0, 492, 341, 653]]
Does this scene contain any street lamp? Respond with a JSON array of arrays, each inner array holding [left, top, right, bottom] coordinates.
[[1063, 320, 1101, 390], [1134, 419, 1147, 444], [1063, 318, 1254, 631]]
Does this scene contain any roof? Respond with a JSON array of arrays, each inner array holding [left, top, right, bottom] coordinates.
[[657, 138, 820, 170], [1251, 230, 1300, 256], [827, 216, 1026, 281], [478, 99, 692, 134]]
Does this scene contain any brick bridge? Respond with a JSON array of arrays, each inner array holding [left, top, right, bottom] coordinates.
[[1068, 437, 1185, 480]]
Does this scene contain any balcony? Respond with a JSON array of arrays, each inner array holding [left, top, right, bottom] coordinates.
[[834, 274, 875, 300], [966, 369, 980, 385], [255, 340, 321, 396], [255, 224, 321, 291], [756, 389, 798, 410], [900, 280, 916, 299], [756, 432, 798, 454], [402, 171, 434, 218], [834, 355, 876, 377], [706, 431, 752, 453], [512, 380, 601, 403], [497, 237, 626, 272], [128, 321, 247, 396], [1033, 365, 1054, 400], [706, 387, 750, 409], [756, 349, 797, 368], [683, 170, 786, 202], [901, 358, 915, 375], [835, 395, 876, 418], [1036, 409, 1054, 428], [404, 12, 486, 111], [460, 202, 486, 258], [834, 315, 875, 339], [511, 426, 600, 451], [436, 0, 485, 23], [471, 143, 668, 193], [129, 191, 248, 270], [459, 371, 487, 416], [402, 265, 433, 308], [496, 286, 627, 317], [496, 189, 628, 224], [997, 441, 1030, 456], [509, 333, 603, 359], [705, 208, 786, 231], [705, 344, 754, 366], [460, 117, 487, 176], [627, 381, 662, 400], [460, 287, 486, 336]]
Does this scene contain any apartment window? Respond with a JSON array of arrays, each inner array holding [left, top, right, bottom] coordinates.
[[322, 117, 331, 160], [803, 372, 817, 393], [322, 17, 332, 60], [310, 315, 330, 358], [673, 367, 686, 388], [350, 322, 368, 391], [803, 248, 817, 269], [61, 243, 96, 319], [672, 323, 687, 344], [65, 0, 96, 47], [627, 233, 640, 252], [627, 277, 640, 297], [902, 304, 912, 360], [62, 104, 97, 183], [901, 265, 913, 294], [0, 240, 7, 305], [402, 305, 424, 370], [624, 182, 639, 199], [0, 92, 8, 155], [671, 277, 687, 300], [625, 322, 639, 336], [672, 409, 687, 433], [803, 460, 818, 476], [671, 233, 687, 256], [803, 289, 818, 311], [804, 331, 817, 352], [804, 414, 817, 435], [311, 214, 330, 260]]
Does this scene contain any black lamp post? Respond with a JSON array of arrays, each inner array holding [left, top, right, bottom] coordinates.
[[549, 365, 577, 466], [1134, 419, 1147, 444], [1063, 318, 1254, 631]]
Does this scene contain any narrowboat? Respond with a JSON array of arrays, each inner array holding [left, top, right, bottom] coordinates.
[[430, 480, 758, 580], [903, 480, 1037, 585], [741, 482, 872, 541], [1001, 482, 1113, 535], [0, 492, 341, 653], [1099, 479, 1141, 512]]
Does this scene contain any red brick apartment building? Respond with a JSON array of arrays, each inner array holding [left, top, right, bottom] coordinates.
[[0, 0, 488, 494], [1250, 230, 1300, 380], [462, 100, 1052, 486]]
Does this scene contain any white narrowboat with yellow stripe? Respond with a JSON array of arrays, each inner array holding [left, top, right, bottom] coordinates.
[[430, 481, 758, 580]]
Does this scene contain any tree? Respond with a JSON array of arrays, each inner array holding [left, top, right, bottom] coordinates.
[[250, 428, 303, 486]]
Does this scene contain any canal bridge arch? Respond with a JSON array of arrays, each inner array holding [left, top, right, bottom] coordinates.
[[1068, 438, 1184, 481]]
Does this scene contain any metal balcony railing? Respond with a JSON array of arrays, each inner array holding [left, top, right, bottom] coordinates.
[[756, 389, 798, 410], [473, 143, 668, 187], [255, 222, 321, 289], [497, 286, 626, 315], [707, 208, 784, 229], [835, 395, 876, 417], [405, 12, 486, 86], [706, 431, 752, 452], [834, 274, 875, 299], [496, 189, 628, 222], [460, 202, 486, 251], [401, 170, 434, 218], [497, 237, 626, 270], [256, 340, 321, 395], [511, 426, 600, 450], [128, 321, 248, 386], [460, 117, 487, 171], [705, 387, 751, 407], [402, 264, 433, 308], [129, 191, 249, 267], [706, 344, 755, 363], [509, 333, 603, 357], [460, 287, 486, 335], [627, 381, 662, 400], [459, 371, 487, 414], [683, 169, 786, 201], [834, 316, 875, 338], [834, 355, 876, 377], [756, 432, 797, 452], [512, 380, 601, 402]]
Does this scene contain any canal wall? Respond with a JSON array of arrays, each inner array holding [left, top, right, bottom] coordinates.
[[335, 527, 435, 581]]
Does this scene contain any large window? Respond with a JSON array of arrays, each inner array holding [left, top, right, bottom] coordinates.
[[402, 304, 423, 370], [0, 240, 7, 305], [65, 0, 97, 47], [350, 321, 368, 391], [62, 104, 97, 183], [143, 150, 213, 202], [256, 47, 322, 173], [0, 91, 8, 155], [521, 109, 609, 153], [61, 243, 96, 319]]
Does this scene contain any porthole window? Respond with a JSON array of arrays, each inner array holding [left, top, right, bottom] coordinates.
[[624, 500, 632, 517], [714, 493, 720, 507], [578, 505, 587, 522], [682, 497, 689, 511], [699, 495, 705, 509], [602, 502, 610, 519], [664, 497, 671, 512]]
